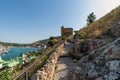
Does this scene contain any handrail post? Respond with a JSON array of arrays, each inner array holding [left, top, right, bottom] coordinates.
[[24, 71, 28, 80]]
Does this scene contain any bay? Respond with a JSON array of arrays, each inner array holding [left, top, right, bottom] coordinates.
[[0, 47, 38, 60]]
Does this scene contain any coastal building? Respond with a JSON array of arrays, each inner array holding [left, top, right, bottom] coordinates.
[[0, 53, 36, 69], [61, 26, 73, 37], [0, 45, 9, 54], [38, 45, 47, 52], [0, 47, 37, 70]]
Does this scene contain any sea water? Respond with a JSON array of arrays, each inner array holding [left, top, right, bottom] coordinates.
[[0, 47, 38, 60]]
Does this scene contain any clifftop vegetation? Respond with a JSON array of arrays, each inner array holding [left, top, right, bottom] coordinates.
[[78, 6, 120, 39]]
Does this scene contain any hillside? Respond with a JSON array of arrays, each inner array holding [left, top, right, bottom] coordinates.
[[78, 6, 120, 39], [68, 6, 120, 80], [31, 39, 49, 46], [0, 41, 30, 47], [31, 36, 61, 46]]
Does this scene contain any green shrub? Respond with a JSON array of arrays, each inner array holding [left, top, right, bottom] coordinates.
[[79, 32, 87, 39], [48, 39, 58, 47], [61, 35, 66, 41], [0, 70, 12, 80], [49, 36, 55, 40], [48, 40, 55, 47]]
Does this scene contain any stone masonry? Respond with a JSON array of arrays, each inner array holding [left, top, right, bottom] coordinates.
[[31, 44, 64, 80]]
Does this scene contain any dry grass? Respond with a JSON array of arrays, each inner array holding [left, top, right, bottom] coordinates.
[[78, 6, 120, 39]]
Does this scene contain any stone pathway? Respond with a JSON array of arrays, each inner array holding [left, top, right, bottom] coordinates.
[[53, 43, 76, 80]]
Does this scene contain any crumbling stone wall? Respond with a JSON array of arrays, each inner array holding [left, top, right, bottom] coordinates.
[[31, 44, 64, 80]]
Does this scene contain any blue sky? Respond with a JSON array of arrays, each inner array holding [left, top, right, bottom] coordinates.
[[0, 0, 120, 43]]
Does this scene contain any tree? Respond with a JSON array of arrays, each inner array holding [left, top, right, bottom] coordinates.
[[47, 37, 58, 47], [49, 36, 54, 40], [74, 31, 79, 39], [61, 35, 66, 41], [87, 12, 96, 25]]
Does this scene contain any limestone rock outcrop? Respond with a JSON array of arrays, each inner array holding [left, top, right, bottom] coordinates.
[[68, 37, 120, 80], [111, 21, 120, 38], [69, 39, 109, 59]]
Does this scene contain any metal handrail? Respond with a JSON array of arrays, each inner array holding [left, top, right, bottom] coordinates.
[[13, 43, 62, 80]]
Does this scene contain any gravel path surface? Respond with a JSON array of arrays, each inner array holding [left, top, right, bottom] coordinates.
[[53, 44, 76, 80]]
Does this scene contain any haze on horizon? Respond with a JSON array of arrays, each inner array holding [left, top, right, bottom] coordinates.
[[0, 0, 120, 43]]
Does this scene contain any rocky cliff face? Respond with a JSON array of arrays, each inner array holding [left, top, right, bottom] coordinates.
[[69, 21, 120, 60], [67, 21, 120, 80], [111, 21, 120, 38], [68, 37, 120, 80], [69, 39, 111, 59]]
